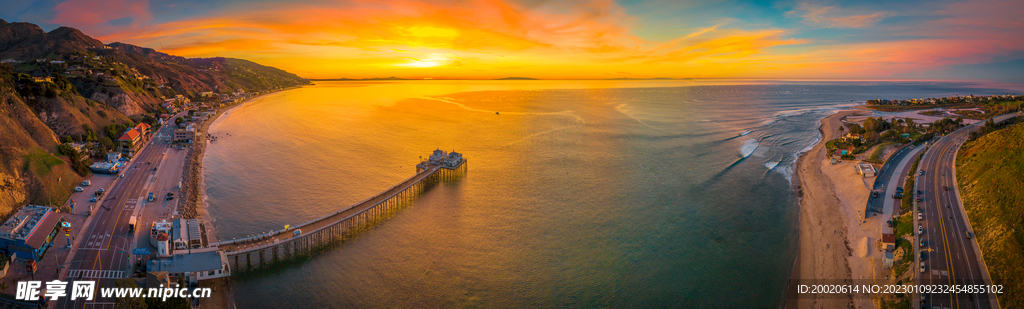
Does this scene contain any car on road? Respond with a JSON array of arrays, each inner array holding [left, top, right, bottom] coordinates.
[[917, 190, 923, 195], [943, 186, 948, 191], [74, 187, 83, 192], [916, 197, 922, 202], [893, 193, 902, 199], [293, 229, 302, 237], [872, 192, 878, 198], [920, 262, 925, 273], [966, 231, 973, 239], [81, 180, 91, 186], [896, 187, 904, 193], [920, 170, 925, 175], [148, 192, 155, 202], [89, 197, 97, 202]]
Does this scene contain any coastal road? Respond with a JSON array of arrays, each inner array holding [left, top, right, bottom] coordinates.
[[58, 114, 185, 309], [915, 113, 1017, 309], [865, 143, 923, 218]]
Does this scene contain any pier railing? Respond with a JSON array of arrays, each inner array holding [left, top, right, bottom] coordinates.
[[217, 157, 467, 273]]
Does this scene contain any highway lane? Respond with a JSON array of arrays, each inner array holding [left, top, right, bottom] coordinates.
[[916, 113, 1016, 309], [59, 114, 185, 309]]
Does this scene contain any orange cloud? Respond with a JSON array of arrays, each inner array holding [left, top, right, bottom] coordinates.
[[50, 0, 1021, 79]]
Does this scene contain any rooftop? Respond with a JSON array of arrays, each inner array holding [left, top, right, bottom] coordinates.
[[148, 250, 227, 274], [0, 205, 61, 248], [118, 129, 141, 141]]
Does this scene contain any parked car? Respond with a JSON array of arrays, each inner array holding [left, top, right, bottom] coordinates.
[[918, 225, 923, 235], [966, 231, 973, 239], [166, 195, 174, 200], [81, 180, 91, 186], [920, 170, 925, 175], [148, 192, 155, 202], [293, 229, 302, 237], [74, 187, 84, 192], [920, 262, 925, 273], [872, 192, 879, 198], [916, 197, 922, 202], [89, 197, 98, 202]]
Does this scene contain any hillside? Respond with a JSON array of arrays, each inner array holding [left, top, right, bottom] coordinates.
[[956, 120, 1024, 308], [0, 20, 308, 217]]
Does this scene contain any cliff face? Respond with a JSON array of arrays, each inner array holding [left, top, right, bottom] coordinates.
[[0, 93, 81, 216], [0, 20, 308, 215]]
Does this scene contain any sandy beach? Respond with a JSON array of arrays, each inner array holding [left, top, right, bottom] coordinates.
[[788, 109, 876, 308]]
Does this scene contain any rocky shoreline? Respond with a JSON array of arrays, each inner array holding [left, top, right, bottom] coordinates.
[[177, 89, 293, 221]]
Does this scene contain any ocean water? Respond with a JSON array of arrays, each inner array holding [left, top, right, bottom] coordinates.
[[203, 80, 1022, 308]]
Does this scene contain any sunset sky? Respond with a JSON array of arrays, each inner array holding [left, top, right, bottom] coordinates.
[[4, 0, 1023, 80]]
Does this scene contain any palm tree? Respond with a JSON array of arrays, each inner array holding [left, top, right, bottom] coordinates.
[[0, 281, 8, 293]]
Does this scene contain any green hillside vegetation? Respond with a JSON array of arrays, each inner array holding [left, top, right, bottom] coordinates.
[[956, 120, 1024, 308]]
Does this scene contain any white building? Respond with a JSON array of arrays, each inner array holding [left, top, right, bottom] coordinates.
[[147, 250, 231, 284]]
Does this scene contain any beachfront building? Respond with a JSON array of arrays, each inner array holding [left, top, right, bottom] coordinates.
[[0, 205, 64, 261], [187, 219, 202, 249], [173, 123, 196, 144], [857, 163, 877, 178], [147, 249, 231, 284], [172, 219, 190, 252]]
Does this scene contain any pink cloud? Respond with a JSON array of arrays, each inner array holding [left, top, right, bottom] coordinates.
[[787, 1, 891, 29], [50, 0, 153, 37]]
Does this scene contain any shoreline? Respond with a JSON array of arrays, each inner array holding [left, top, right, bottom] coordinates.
[[177, 87, 299, 309], [786, 109, 872, 308]]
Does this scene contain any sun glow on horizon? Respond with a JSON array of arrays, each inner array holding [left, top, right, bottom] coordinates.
[[14, 0, 1023, 80]]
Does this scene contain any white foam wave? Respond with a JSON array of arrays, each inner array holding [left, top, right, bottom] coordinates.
[[740, 139, 759, 158], [740, 130, 752, 136], [765, 161, 780, 171]]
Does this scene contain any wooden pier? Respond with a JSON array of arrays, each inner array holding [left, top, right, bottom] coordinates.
[[210, 150, 467, 273]]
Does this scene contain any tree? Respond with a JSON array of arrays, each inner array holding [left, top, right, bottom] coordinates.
[[848, 123, 865, 135], [865, 131, 880, 142], [114, 278, 148, 309], [175, 117, 184, 127]]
